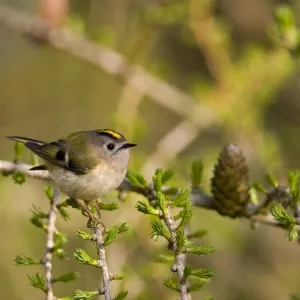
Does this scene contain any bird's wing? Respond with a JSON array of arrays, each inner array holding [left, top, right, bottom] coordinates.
[[7, 135, 90, 175], [26, 141, 68, 168], [7, 136, 71, 172]]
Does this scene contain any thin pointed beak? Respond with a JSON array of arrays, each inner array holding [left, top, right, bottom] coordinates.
[[121, 143, 137, 149]]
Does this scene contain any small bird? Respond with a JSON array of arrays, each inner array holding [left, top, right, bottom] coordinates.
[[7, 129, 136, 205]]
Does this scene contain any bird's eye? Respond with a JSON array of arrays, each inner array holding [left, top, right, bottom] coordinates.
[[107, 143, 115, 151]]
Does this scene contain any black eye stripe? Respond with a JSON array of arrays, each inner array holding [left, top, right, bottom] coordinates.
[[55, 150, 66, 161]]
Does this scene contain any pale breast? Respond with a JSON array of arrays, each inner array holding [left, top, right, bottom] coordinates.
[[48, 164, 126, 201]]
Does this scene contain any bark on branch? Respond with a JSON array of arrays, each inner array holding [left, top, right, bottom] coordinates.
[[95, 224, 111, 300], [0, 159, 281, 230], [44, 188, 60, 300]]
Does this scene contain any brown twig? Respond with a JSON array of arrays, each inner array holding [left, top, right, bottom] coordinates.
[[141, 120, 204, 178], [0, 4, 293, 179], [0, 5, 204, 121], [114, 80, 144, 141], [0, 4, 218, 174]]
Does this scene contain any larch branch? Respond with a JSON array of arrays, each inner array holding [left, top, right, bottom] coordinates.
[[163, 208, 188, 300], [44, 188, 60, 300], [0, 159, 282, 230], [95, 224, 111, 300]]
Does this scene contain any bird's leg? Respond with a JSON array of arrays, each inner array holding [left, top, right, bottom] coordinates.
[[94, 199, 102, 218], [74, 198, 95, 221], [83, 200, 101, 218], [92, 199, 107, 231]]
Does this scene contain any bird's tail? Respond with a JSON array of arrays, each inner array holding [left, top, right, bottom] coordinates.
[[6, 136, 48, 171], [6, 136, 45, 146]]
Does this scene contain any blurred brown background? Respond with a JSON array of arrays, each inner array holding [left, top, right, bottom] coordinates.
[[1, 0, 300, 299]]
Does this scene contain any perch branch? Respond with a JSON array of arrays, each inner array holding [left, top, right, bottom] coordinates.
[[0, 159, 283, 230], [0, 160, 49, 180], [44, 188, 60, 300], [95, 224, 111, 300]]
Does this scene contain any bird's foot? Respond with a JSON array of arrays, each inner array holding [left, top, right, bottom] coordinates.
[[74, 198, 97, 224], [90, 200, 106, 231]]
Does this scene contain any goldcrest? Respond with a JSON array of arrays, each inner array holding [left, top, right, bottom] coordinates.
[[7, 129, 137, 201]]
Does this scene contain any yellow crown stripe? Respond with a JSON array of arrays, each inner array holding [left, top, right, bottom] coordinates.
[[102, 130, 121, 139]]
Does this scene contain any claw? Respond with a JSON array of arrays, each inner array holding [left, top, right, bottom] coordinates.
[[74, 198, 96, 221]]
